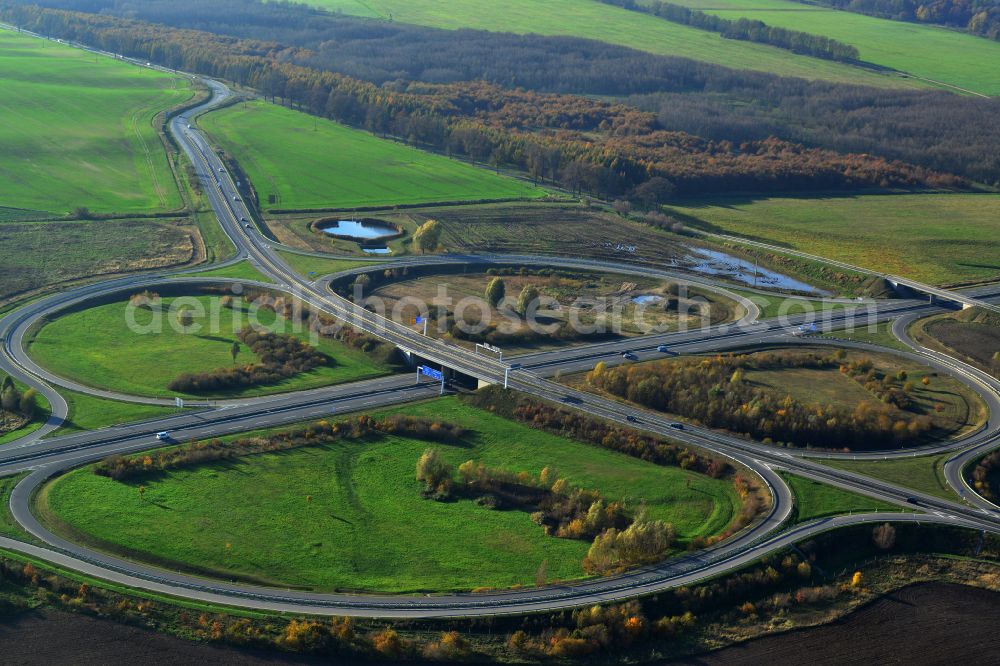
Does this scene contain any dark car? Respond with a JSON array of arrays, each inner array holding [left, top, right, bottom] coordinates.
[[626, 415, 639, 423], [669, 422, 684, 430]]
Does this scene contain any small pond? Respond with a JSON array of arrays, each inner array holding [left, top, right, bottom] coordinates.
[[632, 294, 664, 305], [318, 218, 401, 242]]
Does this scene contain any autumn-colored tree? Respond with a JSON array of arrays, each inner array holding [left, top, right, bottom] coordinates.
[[415, 448, 452, 492], [413, 219, 442, 253], [485, 277, 506, 308], [872, 522, 896, 550], [18, 389, 37, 419], [371, 628, 408, 657], [516, 284, 540, 317], [851, 570, 863, 587]]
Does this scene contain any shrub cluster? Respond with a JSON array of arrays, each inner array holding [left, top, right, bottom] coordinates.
[[239, 290, 402, 367], [586, 350, 933, 450], [0, 375, 38, 434], [95, 415, 464, 481], [167, 326, 326, 393], [970, 449, 1000, 501], [417, 449, 675, 573]]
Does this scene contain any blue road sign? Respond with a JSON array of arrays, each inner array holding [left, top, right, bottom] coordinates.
[[415, 316, 424, 324], [418, 365, 443, 381]]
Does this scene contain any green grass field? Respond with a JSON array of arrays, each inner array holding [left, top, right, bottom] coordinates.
[[664, 0, 1000, 96], [0, 29, 191, 214], [781, 473, 907, 523], [820, 454, 956, 501], [200, 101, 543, 211], [304, 0, 919, 88], [28, 295, 393, 399], [40, 397, 742, 592], [0, 473, 33, 540], [669, 194, 1000, 286]]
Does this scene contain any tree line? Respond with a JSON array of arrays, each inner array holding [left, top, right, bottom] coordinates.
[[795, 0, 1000, 41], [600, 0, 861, 61], [585, 350, 934, 450], [0, 2, 965, 198], [11, 0, 999, 186], [1, 520, 989, 660]]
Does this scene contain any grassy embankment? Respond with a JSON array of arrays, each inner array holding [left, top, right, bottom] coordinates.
[[28, 295, 393, 399], [38, 397, 743, 593], [821, 454, 956, 502], [780, 472, 907, 523], [199, 101, 545, 213]]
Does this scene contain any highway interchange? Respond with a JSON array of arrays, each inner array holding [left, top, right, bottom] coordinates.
[[1, 62, 999, 618]]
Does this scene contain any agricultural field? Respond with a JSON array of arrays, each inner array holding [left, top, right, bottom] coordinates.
[[27, 295, 394, 399], [0, 28, 191, 215], [303, 0, 921, 88], [368, 267, 739, 351], [668, 194, 1000, 286], [0, 217, 199, 307], [780, 473, 907, 523], [37, 397, 743, 593], [199, 101, 544, 211], [662, 0, 1000, 95]]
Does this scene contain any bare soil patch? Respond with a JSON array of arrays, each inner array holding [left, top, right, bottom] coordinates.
[[668, 582, 1000, 665]]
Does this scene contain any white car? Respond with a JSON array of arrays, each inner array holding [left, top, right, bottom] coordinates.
[[156, 431, 170, 441]]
